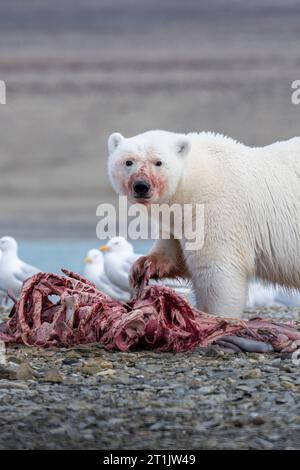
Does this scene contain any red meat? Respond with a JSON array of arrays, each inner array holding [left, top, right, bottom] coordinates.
[[0, 269, 300, 354]]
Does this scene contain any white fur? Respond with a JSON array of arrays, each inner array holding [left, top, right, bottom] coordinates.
[[108, 130, 300, 317]]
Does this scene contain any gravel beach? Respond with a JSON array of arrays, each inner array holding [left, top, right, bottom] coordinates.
[[0, 306, 299, 450], [1, 0, 300, 450]]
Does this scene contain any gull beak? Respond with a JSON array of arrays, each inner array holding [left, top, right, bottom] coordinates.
[[84, 257, 92, 263], [99, 245, 109, 252]]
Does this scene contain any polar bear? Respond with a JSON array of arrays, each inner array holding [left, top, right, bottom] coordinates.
[[107, 130, 300, 317]]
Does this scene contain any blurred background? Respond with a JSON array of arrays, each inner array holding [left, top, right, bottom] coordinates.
[[0, 0, 299, 270]]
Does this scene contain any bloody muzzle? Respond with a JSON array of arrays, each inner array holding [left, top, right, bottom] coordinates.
[[133, 180, 151, 198]]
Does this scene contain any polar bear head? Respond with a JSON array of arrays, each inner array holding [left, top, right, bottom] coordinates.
[[107, 130, 190, 204]]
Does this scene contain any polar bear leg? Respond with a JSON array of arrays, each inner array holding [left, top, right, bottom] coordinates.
[[193, 264, 248, 318]]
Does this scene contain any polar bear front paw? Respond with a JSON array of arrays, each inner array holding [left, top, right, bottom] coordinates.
[[130, 253, 178, 288]]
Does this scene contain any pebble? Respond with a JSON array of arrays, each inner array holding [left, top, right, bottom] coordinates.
[[250, 413, 265, 425], [280, 381, 298, 391], [15, 362, 36, 381], [0, 305, 300, 450], [0, 365, 15, 380], [79, 358, 114, 376], [243, 369, 262, 379], [40, 368, 63, 384], [198, 385, 215, 395], [0, 380, 29, 390]]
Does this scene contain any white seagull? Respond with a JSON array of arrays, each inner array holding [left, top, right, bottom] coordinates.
[[274, 289, 300, 307], [99, 237, 142, 294], [0, 250, 8, 306], [246, 281, 277, 308], [246, 281, 300, 308], [84, 248, 130, 302], [0, 236, 40, 298]]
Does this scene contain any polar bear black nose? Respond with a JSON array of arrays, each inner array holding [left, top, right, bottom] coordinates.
[[133, 180, 151, 196]]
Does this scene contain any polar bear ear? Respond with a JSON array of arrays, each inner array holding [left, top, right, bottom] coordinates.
[[175, 140, 190, 158], [108, 132, 124, 154]]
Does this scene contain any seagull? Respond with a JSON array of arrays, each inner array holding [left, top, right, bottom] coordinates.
[[246, 280, 278, 308], [84, 248, 130, 302], [274, 289, 300, 307], [0, 250, 5, 305], [0, 236, 40, 298], [99, 237, 142, 293], [246, 281, 300, 308]]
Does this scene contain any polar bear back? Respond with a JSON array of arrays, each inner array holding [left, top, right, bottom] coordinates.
[[177, 133, 300, 288]]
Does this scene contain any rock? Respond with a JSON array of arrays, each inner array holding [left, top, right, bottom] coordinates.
[[276, 395, 289, 404], [80, 358, 113, 376], [279, 374, 294, 382], [40, 368, 63, 383], [280, 364, 295, 373], [0, 380, 28, 390], [149, 421, 165, 431], [110, 373, 131, 385], [6, 355, 23, 365], [198, 385, 215, 395], [62, 351, 82, 365], [226, 377, 236, 385], [268, 433, 281, 441], [15, 362, 36, 381], [280, 381, 298, 391], [97, 369, 116, 377], [203, 347, 226, 358], [250, 413, 265, 425], [231, 417, 245, 427], [258, 354, 267, 363], [244, 369, 262, 379], [0, 364, 14, 380], [62, 358, 78, 365]]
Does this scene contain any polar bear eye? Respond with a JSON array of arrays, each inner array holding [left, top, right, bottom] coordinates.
[[155, 161, 162, 167], [125, 160, 133, 167]]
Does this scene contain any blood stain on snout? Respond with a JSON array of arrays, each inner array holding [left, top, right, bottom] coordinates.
[[128, 161, 167, 201]]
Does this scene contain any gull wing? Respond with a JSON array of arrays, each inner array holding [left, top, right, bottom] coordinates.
[[13, 262, 40, 283], [121, 253, 142, 272]]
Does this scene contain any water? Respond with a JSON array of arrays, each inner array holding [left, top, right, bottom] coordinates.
[[19, 239, 153, 275]]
